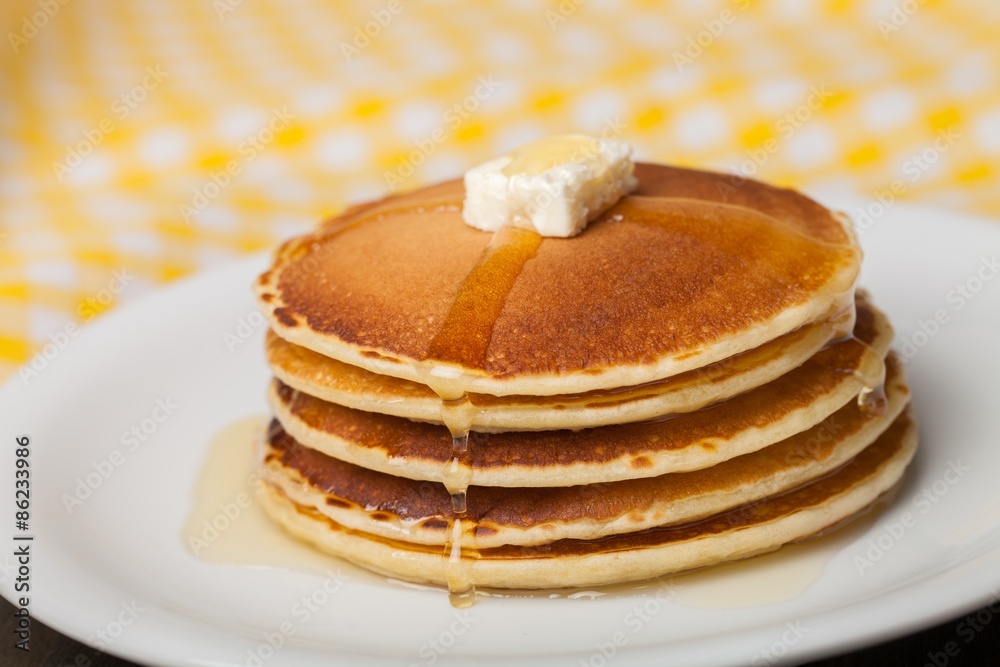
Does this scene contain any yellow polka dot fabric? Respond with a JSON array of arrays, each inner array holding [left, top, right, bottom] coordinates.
[[2, 0, 999, 382]]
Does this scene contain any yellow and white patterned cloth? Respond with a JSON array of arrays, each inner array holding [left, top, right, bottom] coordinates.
[[2, 0, 999, 382]]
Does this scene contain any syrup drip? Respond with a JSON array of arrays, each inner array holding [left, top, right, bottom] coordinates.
[[828, 327, 887, 421], [857, 382, 889, 416], [819, 291, 889, 418], [417, 224, 543, 607], [825, 335, 888, 418], [844, 335, 888, 417], [283, 195, 518, 607], [439, 393, 478, 608]]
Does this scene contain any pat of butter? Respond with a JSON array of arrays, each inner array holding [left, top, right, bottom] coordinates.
[[462, 134, 638, 238]]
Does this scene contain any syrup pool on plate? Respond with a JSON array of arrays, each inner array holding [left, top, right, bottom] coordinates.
[[182, 416, 372, 578]]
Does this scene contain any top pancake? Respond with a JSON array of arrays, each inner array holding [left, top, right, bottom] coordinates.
[[255, 164, 860, 396]]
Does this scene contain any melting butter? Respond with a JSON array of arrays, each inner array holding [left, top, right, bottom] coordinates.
[[500, 135, 606, 177]]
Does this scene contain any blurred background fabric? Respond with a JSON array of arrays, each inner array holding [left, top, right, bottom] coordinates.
[[1, 0, 999, 382]]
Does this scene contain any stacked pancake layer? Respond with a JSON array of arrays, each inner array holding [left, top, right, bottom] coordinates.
[[253, 164, 917, 597]]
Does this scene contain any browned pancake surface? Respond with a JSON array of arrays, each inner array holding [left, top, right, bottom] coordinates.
[[264, 356, 908, 536], [270, 304, 885, 479], [258, 164, 859, 380], [484, 406, 915, 558], [266, 290, 879, 412], [265, 406, 916, 559]]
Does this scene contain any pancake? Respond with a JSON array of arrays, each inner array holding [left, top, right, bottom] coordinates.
[[266, 294, 867, 431], [257, 407, 918, 589], [255, 164, 861, 397], [260, 354, 909, 548], [250, 149, 918, 601], [267, 299, 891, 486]]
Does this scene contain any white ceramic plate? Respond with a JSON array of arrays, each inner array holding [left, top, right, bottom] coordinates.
[[2, 200, 1000, 667]]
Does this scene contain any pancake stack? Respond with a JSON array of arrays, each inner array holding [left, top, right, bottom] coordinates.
[[253, 163, 917, 603]]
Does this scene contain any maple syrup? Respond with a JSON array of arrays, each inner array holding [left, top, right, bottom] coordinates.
[[417, 224, 543, 607]]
